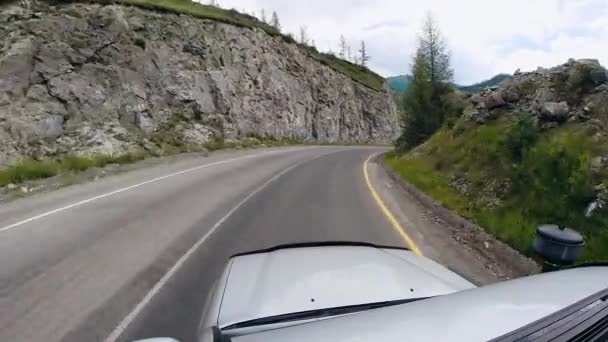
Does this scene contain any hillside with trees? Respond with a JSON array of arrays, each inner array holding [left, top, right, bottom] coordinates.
[[388, 48, 608, 262]]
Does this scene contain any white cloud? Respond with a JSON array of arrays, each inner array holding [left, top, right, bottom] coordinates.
[[212, 0, 607, 84]]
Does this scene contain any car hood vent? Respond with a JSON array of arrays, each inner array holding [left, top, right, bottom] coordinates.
[[493, 289, 608, 341]]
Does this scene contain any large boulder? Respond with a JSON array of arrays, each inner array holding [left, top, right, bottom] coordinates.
[[540, 101, 570, 122], [470, 94, 484, 105], [502, 89, 520, 103], [485, 92, 506, 109]]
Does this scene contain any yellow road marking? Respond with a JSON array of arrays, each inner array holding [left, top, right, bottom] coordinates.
[[363, 153, 424, 256]]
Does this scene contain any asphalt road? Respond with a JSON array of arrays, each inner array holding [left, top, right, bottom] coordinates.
[[0, 146, 406, 342]]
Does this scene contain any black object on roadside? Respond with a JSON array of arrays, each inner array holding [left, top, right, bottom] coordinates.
[[534, 224, 585, 272]]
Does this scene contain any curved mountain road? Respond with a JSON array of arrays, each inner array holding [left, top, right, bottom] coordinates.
[[0, 146, 418, 342]]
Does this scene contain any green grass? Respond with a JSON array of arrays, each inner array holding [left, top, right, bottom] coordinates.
[[0, 159, 60, 185], [0, 151, 147, 187], [302, 46, 386, 92], [117, 0, 280, 33], [0, 133, 312, 188], [40, 0, 385, 92], [386, 117, 608, 263]]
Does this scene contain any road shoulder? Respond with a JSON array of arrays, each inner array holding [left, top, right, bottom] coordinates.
[[366, 153, 540, 285]]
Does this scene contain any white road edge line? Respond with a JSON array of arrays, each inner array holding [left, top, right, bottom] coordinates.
[[0, 149, 293, 233], [104, 149, 348, 342]]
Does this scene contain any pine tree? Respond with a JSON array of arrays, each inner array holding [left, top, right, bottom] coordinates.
[[358, 40, 370, 67], [271, 11, 281, 31]]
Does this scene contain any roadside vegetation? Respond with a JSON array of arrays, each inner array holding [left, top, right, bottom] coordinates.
[[388, 14, 608, 263], [387, 118, 608, 262], [0, 135, 302, 188], [396, 14, 465, 151], [0, 151, 147, 187], [19, 0, 385, 92]]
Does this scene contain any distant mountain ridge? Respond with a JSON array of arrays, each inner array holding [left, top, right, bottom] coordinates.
[[387, 73, 512, 95], [386, 75, 413, 95], [458, 74, 512, 93]]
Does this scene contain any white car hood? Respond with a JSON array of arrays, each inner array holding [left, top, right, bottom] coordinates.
[[233, 266, 608, 342], [217, 245, 474, 327]]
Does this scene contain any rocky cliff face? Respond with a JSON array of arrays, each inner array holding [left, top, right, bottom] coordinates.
[[0, 3, 398, 166]]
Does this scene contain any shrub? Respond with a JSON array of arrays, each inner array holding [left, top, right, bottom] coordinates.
[[1, 159, 59, 185], [505, 116, 539, 162], [134, 37, 146, 49], [60, 155, 97, 172], [514, 131, 593, 227], [281, 33, 296, 44], [204, 139, 226, 151], [111, 150, 147, 164]]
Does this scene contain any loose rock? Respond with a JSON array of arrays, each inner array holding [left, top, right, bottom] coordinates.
[[540, 101, 570, 122]]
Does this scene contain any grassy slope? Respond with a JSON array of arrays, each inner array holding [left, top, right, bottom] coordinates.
[[386, 116, 608, 263], [67, 0, 385, 92]]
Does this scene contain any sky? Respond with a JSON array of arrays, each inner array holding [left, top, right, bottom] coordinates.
[[211, 0, 608, 85]]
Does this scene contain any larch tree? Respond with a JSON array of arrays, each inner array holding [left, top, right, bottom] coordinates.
[[299, 26, 309, 45], [358, 40, 370, 67], [339, 35, 347, 59], [260, 9, 267, 23], [397, 12, 461, 152], [419, 13, 453, 84], [271, 11, 281, 31]]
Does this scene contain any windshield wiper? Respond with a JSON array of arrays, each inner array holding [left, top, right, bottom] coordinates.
[[223, 297, 429, 330]]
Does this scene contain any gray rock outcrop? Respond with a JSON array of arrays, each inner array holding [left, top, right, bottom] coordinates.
[[0, 3, 399, 166], [463, 59, 608, 125]]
